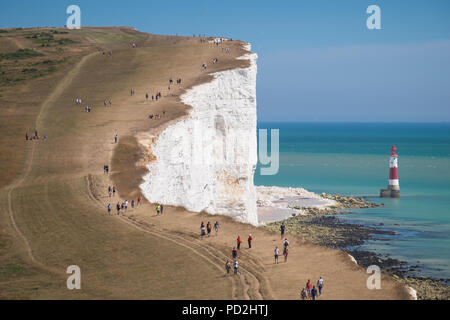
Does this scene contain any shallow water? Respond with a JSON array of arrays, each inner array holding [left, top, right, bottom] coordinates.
[[255, 122, 450, 279]]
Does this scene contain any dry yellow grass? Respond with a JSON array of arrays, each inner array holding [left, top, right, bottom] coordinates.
[[0, 26, 411, 299]]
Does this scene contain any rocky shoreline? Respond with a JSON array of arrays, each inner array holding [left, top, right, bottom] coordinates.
[[288, 193, 383, 215], [264, 193, 450, 300]]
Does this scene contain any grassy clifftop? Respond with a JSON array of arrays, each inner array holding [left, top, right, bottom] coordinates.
[[0, 27, 250, 299], [0, 27, 183, 189]]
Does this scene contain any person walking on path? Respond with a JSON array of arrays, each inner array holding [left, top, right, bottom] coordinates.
[[225, 260, 231, 275], [156, 204, 161, 215], [160, 204, 163, 215], [306, 280, 312, 299], [283, 238, 289, 250], [206, 222, 212, 237], [300, 288, 307, 300], [274, 247, 280, 264], [25, 132, 28, 141], [311, 286, 318, 300], [107, 203, 111, 215], [108, 186, 112, 197], [131, 200, 135, 209], [317, 277, 324, 296], [137, 196, 142, 206], [114, 134, 118, 144], [247, 234, 253, 249], [200, 222, 206, 238], [214, 221, 219, 236], [280, 223, 285, 239], [236, 236, 242, 250], [283, 247, 289, 263], [116, 202, 121, 215], [233, 260, 239, 275], [113, 186, 116, 197], [232, 247, 238, 260]]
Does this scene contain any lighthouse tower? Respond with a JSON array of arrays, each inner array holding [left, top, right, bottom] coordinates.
[[380, 146, 400, 198]]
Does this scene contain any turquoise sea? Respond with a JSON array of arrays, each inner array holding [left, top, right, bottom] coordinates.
[[255, 122, 450, 280]]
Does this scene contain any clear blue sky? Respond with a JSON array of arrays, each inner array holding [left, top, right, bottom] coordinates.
[[1, 0, 450, 122]]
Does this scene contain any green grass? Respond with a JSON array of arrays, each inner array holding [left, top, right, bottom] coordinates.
[[26, 32, 77, 47], [0, 65, 58, 86], [80, 30, 148, 45], [0, 30, 8, 34], [22, 68, 38, 73], [55, 38, 76, 45], [0, 263, 32, 278], [50, 30, 69, 35], [33, 58, 66, 66], [0, 49, 43, 62]]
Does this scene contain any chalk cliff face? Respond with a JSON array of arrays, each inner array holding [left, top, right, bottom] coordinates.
[[140, 44, 258, 225]]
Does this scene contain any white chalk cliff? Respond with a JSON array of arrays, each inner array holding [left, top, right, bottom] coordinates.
[[140, 43, 258, 225]]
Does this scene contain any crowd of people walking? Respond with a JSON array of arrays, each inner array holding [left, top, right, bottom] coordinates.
[[96, 39, 325, 300], [300, 277, 324, 300], [25, 129, 46, 142]]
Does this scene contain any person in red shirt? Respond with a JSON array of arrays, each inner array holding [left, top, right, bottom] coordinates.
[[306, 279, 312, 299], [283, 247, 288, 262], [248, 234, 253, 248], [237, 236, 242, 250]]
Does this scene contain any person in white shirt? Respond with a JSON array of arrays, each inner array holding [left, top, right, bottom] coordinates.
[[274, 247, 280, 264], [317, 277, 324, 296]]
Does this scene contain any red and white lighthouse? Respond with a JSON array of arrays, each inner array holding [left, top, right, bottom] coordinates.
[[380, 145, 400, 198]]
